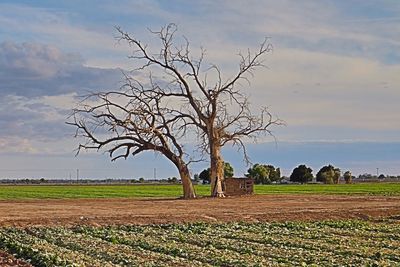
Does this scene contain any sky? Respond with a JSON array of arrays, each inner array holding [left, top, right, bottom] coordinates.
[[0, 0, 399, 179]]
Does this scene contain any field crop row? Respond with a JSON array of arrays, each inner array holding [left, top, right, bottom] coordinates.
[[0, 220, 399, 266]]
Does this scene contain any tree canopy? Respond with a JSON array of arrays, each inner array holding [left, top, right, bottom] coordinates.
[[343, 171, 352, 184], [198, 162, 234, 184], [316, 165, 341, 184], [290, 165, 313, 184], [246, 164, 281, 184]]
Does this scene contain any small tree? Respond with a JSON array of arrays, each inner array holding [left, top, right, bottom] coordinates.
[[317, 165, 334, 184], [320, 170, 334, 184], [223, 162, 234, 178], [193, 174, 200, 183], [198, 162, 234, 184], [317, 165, 341, 184], [247, 164, 269, 184], [246, 164, 281, 184], [271, 167, 281, 182], [333, 168, 341, 184], [344, 171, 352, 184], [199, 168, 211, 184], [290, 165, 313, 184]]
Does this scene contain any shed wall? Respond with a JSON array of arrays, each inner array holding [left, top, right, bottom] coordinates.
[[224, 177, 254, 196]]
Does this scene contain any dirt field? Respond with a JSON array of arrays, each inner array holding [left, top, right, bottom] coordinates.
[[1, 194, 400, 227]]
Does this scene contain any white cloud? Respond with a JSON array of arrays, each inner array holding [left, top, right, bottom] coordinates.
[[0, 137, 37, 154], [0, 3, 130, 68], [253, 47, 400, 88], [243, 48, 400, 133], [0, 41, 83, 78], [0, 93, 84, 155], [0, 41, 123, 97]]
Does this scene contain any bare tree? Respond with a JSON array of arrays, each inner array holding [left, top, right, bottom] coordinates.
[[115, 24, 283, 197], [68, 75, 197, 199]]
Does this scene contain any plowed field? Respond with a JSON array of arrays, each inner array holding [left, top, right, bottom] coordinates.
[[1, 194, 399, 227]]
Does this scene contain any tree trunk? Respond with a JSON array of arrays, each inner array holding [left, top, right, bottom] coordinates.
[[209, 136, 225, 197], [178, 162, 197, 199], [168, 154, 196, 199]]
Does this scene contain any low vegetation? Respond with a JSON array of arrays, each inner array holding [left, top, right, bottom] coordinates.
[[0, 184, 209, 200], [0, 220, 399, 266], [254, 183, 400, 195], [0, 183, 399, 200]]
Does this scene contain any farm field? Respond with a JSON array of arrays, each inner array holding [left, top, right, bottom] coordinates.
[[1, 184, 400, 266], [254, 182, 400, 195], [1, 194, 400, 227], [0, 220, 399, 266], [0, 184, 211, 200], [0, 182, 400, 200]]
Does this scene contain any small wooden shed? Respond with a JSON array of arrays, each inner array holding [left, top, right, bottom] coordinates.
[[224, 177, 254, 196]]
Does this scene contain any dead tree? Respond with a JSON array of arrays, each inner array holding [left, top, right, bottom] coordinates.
[[68, 76, 197, 199], [115, 24, 282, 197]]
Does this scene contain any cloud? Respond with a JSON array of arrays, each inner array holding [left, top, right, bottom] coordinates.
[[0, 41, 122, 97], [0, 0, 399, 179], [0, 94, 72, 140], [0, 137, 37, 154], [0, 41, 83, 78], [148, 0, 400, 65], [0, 3, 131, 69], [245, 48, 400, 133], [2, 1, 399, 69], [0, 41, 153, 156], [0, 93, 87, 155]]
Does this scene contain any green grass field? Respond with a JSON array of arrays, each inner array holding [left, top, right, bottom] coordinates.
[[0, 184, 209, 199], [254, 182, 400, 195], [0, 182, 399, 200]]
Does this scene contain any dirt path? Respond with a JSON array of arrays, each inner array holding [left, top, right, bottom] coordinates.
[[1, 194, 400, 227]]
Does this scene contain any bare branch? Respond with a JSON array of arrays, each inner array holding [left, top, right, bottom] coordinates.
[[70, 24, 280, 198]]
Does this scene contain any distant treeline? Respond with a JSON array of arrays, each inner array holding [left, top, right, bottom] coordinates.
[[0, 177, 185, 185], [1, 172, 399, 185]]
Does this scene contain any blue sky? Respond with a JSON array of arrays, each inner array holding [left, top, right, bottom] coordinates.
[[0, 0, 399, 179]]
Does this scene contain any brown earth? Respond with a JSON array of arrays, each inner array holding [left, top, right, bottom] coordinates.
[[1, 194, 400, 227]]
